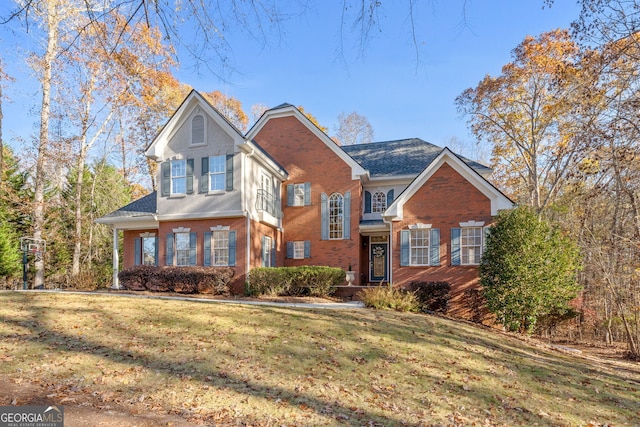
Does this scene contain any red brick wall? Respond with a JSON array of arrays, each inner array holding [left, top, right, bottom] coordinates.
[[391, 162, 494, 319], [254, 115, 361, 283]]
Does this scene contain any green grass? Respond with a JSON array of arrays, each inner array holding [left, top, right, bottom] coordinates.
[[0, 291, 638, 426]]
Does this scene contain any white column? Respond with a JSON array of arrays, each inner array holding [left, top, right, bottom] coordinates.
[[112, 227, 120, 289]]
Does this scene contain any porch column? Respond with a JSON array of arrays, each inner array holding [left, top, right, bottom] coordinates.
[[111, 227, 120, 289]]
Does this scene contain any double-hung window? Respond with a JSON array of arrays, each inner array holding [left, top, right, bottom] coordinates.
[[400, 226, 440, 267], [208, 155, 226, 192], [461, 227, 483, 265], [212, 230, 230, 266], [410, 229, 430, 266], [142, 237, 156, 265], [293, 184, 305, 206], [171, 160, 187, 194], [175, 232, 191, 266], [451, 221, 486, 265]]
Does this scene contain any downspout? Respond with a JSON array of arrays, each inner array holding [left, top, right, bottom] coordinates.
[[382, 217, 393, 284]]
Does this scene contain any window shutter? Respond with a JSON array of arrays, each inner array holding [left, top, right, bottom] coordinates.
[[287, 184, 294, 206], [226, 154, 234, 191], [387, 189, 394, 205], [451, 228, 461, 266], [400, 230, 410, 266], [321, 193, 329, 240], [201, 157, 209, 193], [304, 240, 311, 258], [161, 162, 171, 196], [364, 191, 372, 213], [189, 232, 197, 265], [261, 236, 267, 267], [186, 159, 194, 194], [228, 231, 237, 266], [154, 237, 159, 266], [286, 241, 293, 259], [134, 238, 141, 266], [166, 233, 174, 266], [344, 191, 351, 239], [430, 228, 440, 266], [203, 232, 212, 266], [304, 182, 311, 206]]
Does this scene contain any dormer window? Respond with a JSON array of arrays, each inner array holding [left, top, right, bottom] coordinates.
[[372, 191, 386, 213], [191, 113, 205, 146]]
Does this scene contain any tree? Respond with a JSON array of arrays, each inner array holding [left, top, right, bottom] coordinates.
[[456, 30, 596, 211], [202, 90, 249, 132], [334, 111, 374, 145], [297, 106, 328, 133], [480, 206, 582, 334]]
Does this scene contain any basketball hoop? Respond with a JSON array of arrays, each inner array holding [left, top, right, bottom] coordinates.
[[20, 237, 47, 289]]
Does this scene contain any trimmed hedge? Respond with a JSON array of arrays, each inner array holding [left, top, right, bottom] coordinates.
[[408, 281, 451, 314], [247, 266, 343, 297], [118, 266, 234, 295]]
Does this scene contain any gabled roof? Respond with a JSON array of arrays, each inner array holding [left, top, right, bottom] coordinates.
[[145, 90, 245, 161], [342, 138, 491, 178], [96, 192, 157, 223], [384, 148, 513, 218], [246, 103, 368, 180]]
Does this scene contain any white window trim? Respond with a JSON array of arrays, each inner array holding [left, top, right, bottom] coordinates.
[[329, 193, 344, 240], [170, 159, 187, 196], [210, 225, 230, 231], [372, 191, 387, 213], [459, 220, 485, 227], [460, 225, 484, 265], [173, 227, 191, 233], [292, 183, 305, 206], [208, 154, 226, 192], [211, 230, 230, 266], [175, 231, 191, 267], [409, 228, 431, 267], [293, 241, 305, 259], [139, 232, 156, 238]]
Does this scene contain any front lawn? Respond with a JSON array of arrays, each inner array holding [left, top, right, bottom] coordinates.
[[0, 291, 638, 426]]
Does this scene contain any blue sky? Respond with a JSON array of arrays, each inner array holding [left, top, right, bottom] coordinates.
[[175, 1, 580, 155], [2, 1, 580, 160]]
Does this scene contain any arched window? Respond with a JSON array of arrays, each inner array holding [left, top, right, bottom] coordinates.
[[329, 193, 344, 239], [191, 114, 205, 145], [372, 191, 386, 213]]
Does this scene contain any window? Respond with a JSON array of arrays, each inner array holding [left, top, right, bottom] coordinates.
[[286, 241, 310, 259], [142, 237, 156, 265], [134, 235, 157, 266], [400, 227, 440, 267], [329, 193, 344, 239], [293, 184, 305, 206], [372, 191, 386, 213], [208, 155, 226, 191], [287, 182, 310, 206], [191, 114, 205, 145], [212, 230, 230, 266], [410, 229, 430, 266], [175, 232, 191, 266], [171, 160, 186, 194], [461, 227, 483, 265], [262, 236, 273, 267], [293, 241, 305, 259]]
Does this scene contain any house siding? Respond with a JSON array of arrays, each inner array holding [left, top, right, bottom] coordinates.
[[253, 116, 362, 282], [391, 162, 494, 319]]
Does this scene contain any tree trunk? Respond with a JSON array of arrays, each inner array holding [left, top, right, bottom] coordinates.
[[33, 0, 60, 288]]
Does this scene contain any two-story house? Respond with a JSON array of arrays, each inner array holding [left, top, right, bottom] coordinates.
[[97, 90, 513, 315]]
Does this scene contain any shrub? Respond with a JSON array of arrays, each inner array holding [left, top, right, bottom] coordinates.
[[408, 281, 451, 313], [359, 285, 419, 312], [118, 266, 234, 295], [247, 266, 343, 297]]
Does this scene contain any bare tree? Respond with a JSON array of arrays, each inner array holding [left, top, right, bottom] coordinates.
[[334, 111, 374, 145]]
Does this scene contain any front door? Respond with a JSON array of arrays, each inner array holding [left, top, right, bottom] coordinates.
[[369, 236, 388, 283]]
